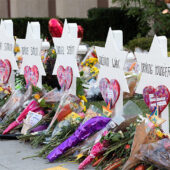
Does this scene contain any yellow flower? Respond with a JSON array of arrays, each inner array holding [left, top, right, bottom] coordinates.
[[76, 153, 84, 160], [44, 166, 68, 170], [156, 129, 164, 138], [34, 94, 40, 100], [14, 46, 20, 53], [52, 49, 55, 54], [0, 87, 3, 92], [78, 95, 87, 103], [81, 95, 87, 103], [83, 105, 86, 112], [41, 55, 45, 60]]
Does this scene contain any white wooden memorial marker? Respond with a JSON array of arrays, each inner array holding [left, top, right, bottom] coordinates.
[[135, 35, 170, 134], [0, 19, 18, 89], [16, 22, 46, 88], [52, 19, 81, 95], [96, 28, 129, 115]]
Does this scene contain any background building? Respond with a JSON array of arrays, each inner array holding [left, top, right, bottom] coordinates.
[[0, 0, 109, 18], [0, 0, 169, 18]]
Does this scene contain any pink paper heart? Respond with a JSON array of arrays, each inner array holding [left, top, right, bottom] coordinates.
[[99, 78, 120, 109], [24, 65, 39, 87], [57, 65, 73, 90], [143, 85, 170, 114], [0, 59, 11, 84]]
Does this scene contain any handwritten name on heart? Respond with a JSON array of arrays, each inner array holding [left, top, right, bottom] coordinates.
[[0, 59, 11, 84], [143, 85, 170, 114], [24, 65, 39, 87], [99, 78, 120, 109], [57, 65, 73, 90]]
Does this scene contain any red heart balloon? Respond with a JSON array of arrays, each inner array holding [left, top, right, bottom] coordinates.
[[78, 25, 84, 39], [24, 65, 39, 87], [57, 65, 73, 90], [49, 18, 63, 37], [0, 59, 11, 84], [143, 85, 170, 114], [99, 78, 120, 109]]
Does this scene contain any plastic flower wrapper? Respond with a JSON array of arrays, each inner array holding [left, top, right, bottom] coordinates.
[[80, 47, 99, 82], [30, 124, 48, 133], [47, 116, 111, 162], [81, 48, 98, 70], [48, 92, 82, 129], [41, 88, 63, 104], [124, 54, 139, 74], [0, 86, 32, 121], [135, 138, 170, 169], [124, 74, 138, 99], [41, 50, 49, 65], [95, 100, 142, 144], [3, 100, 45, 135], [38, 112, 84, 158]]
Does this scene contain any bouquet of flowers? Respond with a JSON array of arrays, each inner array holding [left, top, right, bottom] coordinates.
[[19, 92, 82, 147], [0, 86, 33, 134], [47, 116, 111, 162], [38, 112, 84, 158], [2, 100, 45, 135]]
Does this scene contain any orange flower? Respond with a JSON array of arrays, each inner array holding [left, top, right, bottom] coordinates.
[[17, 56, 23, 61], [34, 94, 40, 100]]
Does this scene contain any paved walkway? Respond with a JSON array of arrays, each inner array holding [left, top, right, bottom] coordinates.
[[0, 140, 93, 170]]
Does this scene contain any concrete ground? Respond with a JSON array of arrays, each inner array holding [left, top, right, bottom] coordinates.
[[0, 140, 94, 170]]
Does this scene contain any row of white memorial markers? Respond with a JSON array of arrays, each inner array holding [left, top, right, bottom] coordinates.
[[0, 19, 169, 134]]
